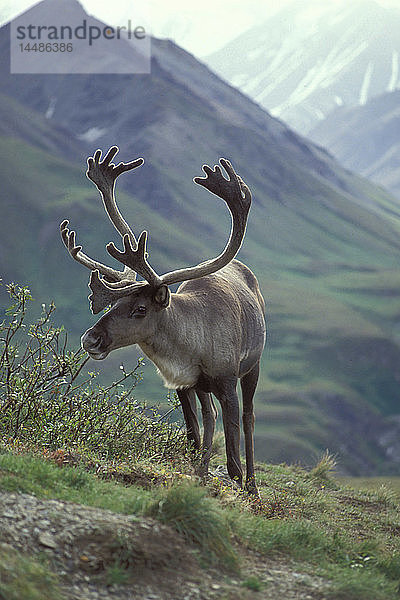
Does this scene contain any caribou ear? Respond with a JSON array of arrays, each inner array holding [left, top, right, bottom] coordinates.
[[154, 285, 170, 308]]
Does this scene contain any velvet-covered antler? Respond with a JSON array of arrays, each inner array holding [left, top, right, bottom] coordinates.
[[61, 149, 252, 313], [60, 146, 144, 284], [160, 158, 251, 286]]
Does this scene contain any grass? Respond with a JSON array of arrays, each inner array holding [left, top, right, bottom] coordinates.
[[241, 576, 264, 592], [2, 288, 400, 598], [0, 447, 153, 515], [0, 543, 63, 600], [309, 449, 337, 480], [0, 446, 234, 570], [338, 476, 400, 498], [145, 482, 238, 569], [2, 443, 400, 599]]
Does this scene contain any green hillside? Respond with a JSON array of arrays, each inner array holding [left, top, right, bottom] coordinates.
[[2, 72, 400, 473]]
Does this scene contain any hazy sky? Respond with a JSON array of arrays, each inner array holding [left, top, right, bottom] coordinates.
[[1, 0, 399, 55]]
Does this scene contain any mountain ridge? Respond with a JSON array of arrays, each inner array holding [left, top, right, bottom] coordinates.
[[205, 0, 400, 134], [309, 89, 400, 198]]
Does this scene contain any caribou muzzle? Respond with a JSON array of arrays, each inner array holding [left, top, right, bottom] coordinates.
[[81, 327, 111, 360]]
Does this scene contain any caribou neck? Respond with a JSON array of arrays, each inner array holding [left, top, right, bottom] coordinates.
[[137, 292, 204, 389]]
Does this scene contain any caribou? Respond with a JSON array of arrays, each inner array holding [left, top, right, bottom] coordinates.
[[60, 147, 266, 494]]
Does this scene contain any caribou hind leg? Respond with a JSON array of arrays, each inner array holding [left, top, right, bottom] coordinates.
[[240, 361, 260, 495], [177, 388, 217, 480]]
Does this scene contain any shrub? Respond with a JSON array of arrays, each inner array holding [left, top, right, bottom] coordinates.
[[0, 282, 187, 462]]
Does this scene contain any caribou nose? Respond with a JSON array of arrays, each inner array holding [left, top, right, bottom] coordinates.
[[81, 329, 104, 351]]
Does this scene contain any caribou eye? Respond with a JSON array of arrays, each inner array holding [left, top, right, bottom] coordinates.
[[131, 305, 146, 318]]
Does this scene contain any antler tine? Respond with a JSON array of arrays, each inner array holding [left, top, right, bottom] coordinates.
[[86, 146, 144, 257], [88, 270, 147, 314], [160, 158, 252, 287], [107, 231, 163, 288], [60, 220, 124, 283]]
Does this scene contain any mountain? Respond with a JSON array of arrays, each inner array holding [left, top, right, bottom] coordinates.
[[309, 89, 400, 197], [8, 0, 150, 74], [3, 0, 400, 474], [205, 0, 400, 134]]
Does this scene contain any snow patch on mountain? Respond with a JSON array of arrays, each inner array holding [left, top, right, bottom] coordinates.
[[45, 97, 56, 119], [206, 0, 400, 134], [359, 62, 373, 105], [77, 127, 108, 143], [387, 50, 399, 92]]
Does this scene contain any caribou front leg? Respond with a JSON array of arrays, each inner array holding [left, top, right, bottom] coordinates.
[[195, 389, 217, 480], [176, 388, 201, 452], [177, 388, 217, 480]]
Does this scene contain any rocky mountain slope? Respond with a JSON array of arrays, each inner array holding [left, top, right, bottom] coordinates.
[[309, 89, 400, 198], [2, 0, 400, 473], [206, 0, 400, 134]]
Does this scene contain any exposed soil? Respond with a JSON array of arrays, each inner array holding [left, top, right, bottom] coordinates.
[[0, 490, 330, 600]]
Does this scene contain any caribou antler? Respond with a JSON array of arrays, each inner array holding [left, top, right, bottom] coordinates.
[[160, 158, 251, 286], [86, 146, 144, 250], [95, 157, 251, 289], [107, 231, 162, 288], [60, 146, 144, 289], [61, 149, 251, 313], [88, 270, 147, 314], [60, 220, 124, 283]]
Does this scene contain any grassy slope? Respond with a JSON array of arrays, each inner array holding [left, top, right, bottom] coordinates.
[[2, 446, 400, 599], [3, 92, 400, 472]]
